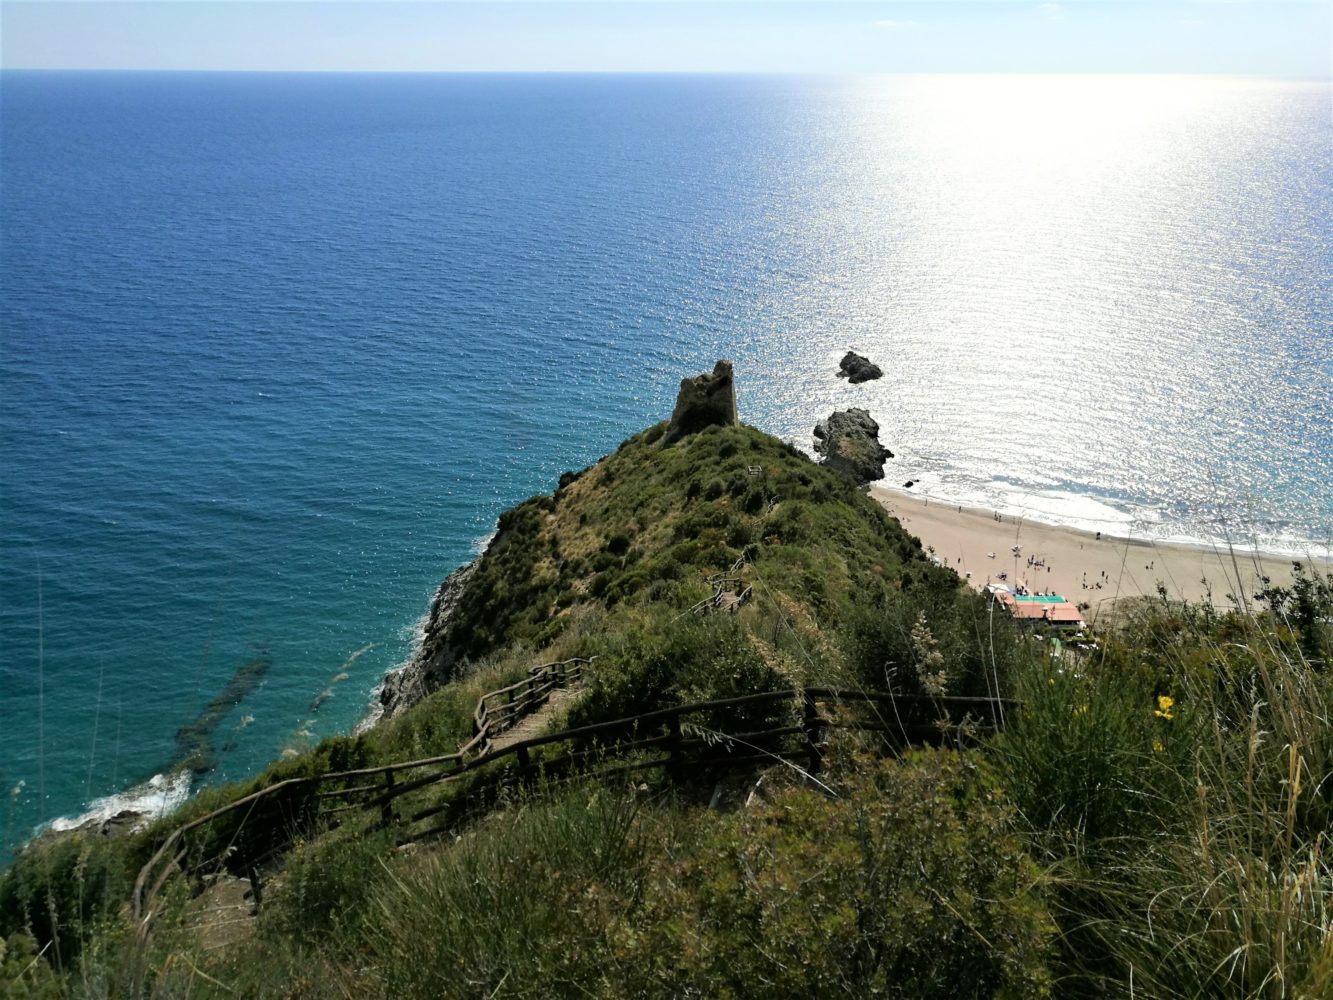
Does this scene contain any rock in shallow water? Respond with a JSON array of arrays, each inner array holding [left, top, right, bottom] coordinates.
[[813, 408, 894, 485]]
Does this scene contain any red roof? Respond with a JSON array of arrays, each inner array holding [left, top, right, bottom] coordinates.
[[995, 592, 1084, 624]]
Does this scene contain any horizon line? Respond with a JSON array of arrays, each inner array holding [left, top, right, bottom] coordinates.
[[4, 67, 1330, 79]]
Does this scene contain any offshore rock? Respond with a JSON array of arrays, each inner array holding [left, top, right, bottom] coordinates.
[[372, 560, 478, 722], [837, 351, 884, 384], [664, 360, 738, 444], [813, 408, 894, 485]]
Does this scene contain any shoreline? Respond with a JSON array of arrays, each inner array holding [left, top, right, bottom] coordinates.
[[870, 485, 1331, 621]]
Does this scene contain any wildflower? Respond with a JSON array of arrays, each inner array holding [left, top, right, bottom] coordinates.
[[911, 612, 949, 697], [1154, 694, 1174, 721], [1152, 739, 1164, 753], [1072, 704, 1089, 716]]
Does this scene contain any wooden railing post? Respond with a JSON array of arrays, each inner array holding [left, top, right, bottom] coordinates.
[[381, 771, 396, 827], [666, 711, 684, 781], [516, 744, 532, 783], [245, 860, 264, 912], [802, 689, 823, 775]]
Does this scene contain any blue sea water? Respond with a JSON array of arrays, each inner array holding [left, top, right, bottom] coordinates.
[[2, 72, 1330, 844]]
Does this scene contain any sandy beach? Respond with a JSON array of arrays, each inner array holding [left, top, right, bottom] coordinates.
[[871, 486, 1332, 622]]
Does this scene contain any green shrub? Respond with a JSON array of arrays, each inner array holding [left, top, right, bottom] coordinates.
[[0, 830, 136, 968], [571, 614, 793, 734], [613, 750, 1054, 999], [365, 786, 645, 999], [844, 584, 1020, 701], [0, 932, 62, 998], [260, 825, 397, 947], [995, 592, 1333, 997], [992, 657, 1166, 845]]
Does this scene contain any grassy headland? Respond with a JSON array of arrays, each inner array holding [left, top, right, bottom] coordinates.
[[2, 419, 1329, 998]]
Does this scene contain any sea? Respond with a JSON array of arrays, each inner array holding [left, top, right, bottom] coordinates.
[[1, 72, 1330, 850]]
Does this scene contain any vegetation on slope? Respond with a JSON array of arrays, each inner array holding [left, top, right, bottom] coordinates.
[[2, 419, 1329, 999]]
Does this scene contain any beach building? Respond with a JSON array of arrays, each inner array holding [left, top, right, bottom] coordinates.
[[991, 588, 1086, 631]]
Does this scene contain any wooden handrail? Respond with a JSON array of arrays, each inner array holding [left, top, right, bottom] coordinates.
[[133, 665, 1012, 932], [132, 656, 594, 923], [366, 687, 1008, 810]]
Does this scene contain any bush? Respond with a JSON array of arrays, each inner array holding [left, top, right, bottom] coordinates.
[[614, 750, 1054, 998], [0, 932, 62, 998], [260, 826, 396, 947], [571, 614, 793, 733], [0, 830, 137, 969], [994, 594, 1333, 997], [843, 585, 1020, 701], [365, 787, 645, 998], [992, 656, 1167, 845]]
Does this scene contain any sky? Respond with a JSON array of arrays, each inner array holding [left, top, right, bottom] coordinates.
[[1, 1, 1329, 75]]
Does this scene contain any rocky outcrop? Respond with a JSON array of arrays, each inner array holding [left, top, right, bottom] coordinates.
[[371, 560, 477, 722], [837, 351, 883, 384], [813, 408, 894, 485], [664, 360, 738, 444]]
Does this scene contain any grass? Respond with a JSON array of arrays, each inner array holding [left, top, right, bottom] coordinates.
[[991, 567, 1332, 998], [2, 417, 1329, 999]]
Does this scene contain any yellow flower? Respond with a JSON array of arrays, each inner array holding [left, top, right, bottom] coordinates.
[[1072, 704, 1089, 716], [1154, 694, 1174, 721], [1152, 739, 1164, 753]]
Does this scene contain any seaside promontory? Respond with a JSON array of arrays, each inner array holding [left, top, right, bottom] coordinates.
[[2, 363, 1329, 999]]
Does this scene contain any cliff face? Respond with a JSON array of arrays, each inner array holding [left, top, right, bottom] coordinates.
[[374, 561, 477, 720]]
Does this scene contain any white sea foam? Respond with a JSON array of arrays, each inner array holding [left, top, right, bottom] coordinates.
[[878, 472, 1331, 562], [470, 529, 497, 556], [48, 769, 192, 834], [356, 586, 439, 734]]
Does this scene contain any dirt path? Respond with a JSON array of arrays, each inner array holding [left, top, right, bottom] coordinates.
[[489, 686, 584, 752]]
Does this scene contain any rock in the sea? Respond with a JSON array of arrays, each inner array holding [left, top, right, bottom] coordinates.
[[813, 408, 894, 485], [100, 809, 147, 837], [663, 360, 738, 444], [837, 351, 883, 384]]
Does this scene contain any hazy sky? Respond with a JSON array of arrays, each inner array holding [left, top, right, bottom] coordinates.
[[2, 1, 1329, 75]]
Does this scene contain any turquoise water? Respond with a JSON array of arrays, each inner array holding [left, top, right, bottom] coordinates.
[[2, 73, 1329, 845]]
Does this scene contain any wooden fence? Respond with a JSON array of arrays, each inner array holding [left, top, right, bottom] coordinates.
[[131, 657, 592, 927], [470, 658, 586, 755], [131, 664, 1013, 939]]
